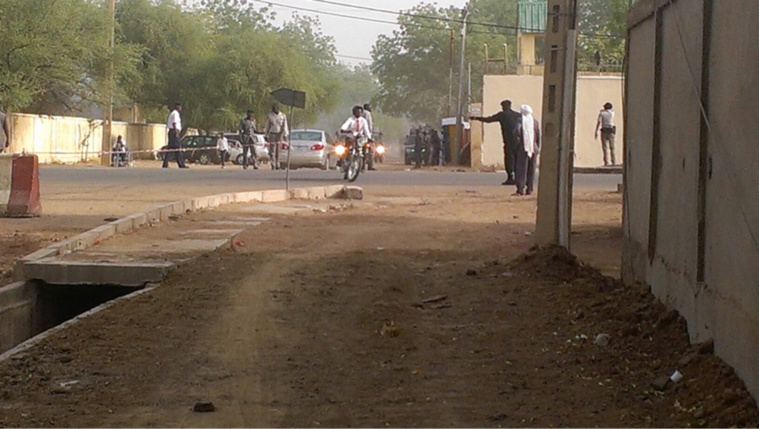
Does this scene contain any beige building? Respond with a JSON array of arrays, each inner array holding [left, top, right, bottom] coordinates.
[[473, 74, 624, 169], [625, 0, 759, 400]]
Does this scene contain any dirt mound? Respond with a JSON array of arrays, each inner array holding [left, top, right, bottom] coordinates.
[[509, 245, 602, 282]]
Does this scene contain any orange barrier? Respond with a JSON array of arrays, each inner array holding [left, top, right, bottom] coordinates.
[[0, 154, 41, 217]]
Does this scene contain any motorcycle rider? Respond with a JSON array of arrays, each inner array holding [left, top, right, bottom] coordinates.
[[361, 103, 377, 170], [340, 105, 372, 143]]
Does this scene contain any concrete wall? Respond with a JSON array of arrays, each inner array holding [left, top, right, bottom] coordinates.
[[8, 114, 167, 164], [0, 282, 39, 353], [625, 0, 759, 400], [479, 74, 624, 168]]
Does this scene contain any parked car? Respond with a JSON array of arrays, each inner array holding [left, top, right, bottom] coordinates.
[[279, 129, 334, 170], [225, 133, 269, 165], [182, 135, 223, 165]]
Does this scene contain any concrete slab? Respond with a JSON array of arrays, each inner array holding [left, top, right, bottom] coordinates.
[[23, 259, 174, 287]]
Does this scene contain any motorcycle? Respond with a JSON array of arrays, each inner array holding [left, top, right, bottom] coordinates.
[[361, 139, 375, 171], [334, 133, 363, 182], [375, 142, 386, 163]]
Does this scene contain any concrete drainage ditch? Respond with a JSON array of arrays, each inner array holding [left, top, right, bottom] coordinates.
[[0, 185, 362, 359], [0, 281, 141, 355]]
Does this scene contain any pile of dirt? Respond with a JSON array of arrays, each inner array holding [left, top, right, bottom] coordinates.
[[509, 245, 604, 283], [500, 246, 759, 427]]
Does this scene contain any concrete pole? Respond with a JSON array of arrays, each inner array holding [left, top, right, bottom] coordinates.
[[448, 29, 454, 117], [101, 0, 116, 166], [454, 7, 468, 165], [535, 0, 579, 247]]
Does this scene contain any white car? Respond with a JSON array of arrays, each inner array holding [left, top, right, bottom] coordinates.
[[226, 134, 269, 165], [279, 129, 334, 170]]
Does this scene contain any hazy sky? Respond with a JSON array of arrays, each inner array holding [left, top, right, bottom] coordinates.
[[257, 0, 469, 66]]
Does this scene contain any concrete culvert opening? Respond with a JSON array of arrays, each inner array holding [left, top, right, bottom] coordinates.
[[34, 283, 141, 333], [0, 281, 143, 355]]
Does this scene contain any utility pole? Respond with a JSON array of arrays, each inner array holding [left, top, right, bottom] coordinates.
[[535, 0, 579, 247], [101, 0, 116, 165], [448, 29, 454, 117], [453, 7, 468, 165]]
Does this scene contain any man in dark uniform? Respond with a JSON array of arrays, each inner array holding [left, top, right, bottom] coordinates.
[[429, 129, 442, 166], [239, 109, 259, 170], [413, 129, 424, 169], [163, 103, 188, 168], [471, 99, 521, 184]]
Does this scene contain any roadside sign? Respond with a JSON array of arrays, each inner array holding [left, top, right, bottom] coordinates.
[[270, 88, 306, 109]]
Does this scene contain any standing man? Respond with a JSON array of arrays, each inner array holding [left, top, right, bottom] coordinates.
[[265, 103, 288, 170], [413, 129, 424, 169], [0, 104, 10, 153], [429, 129, 442, 166], [239, 109, 259, 170], [471, 99, 521, 185], [595, 102, 617, 166], [163, 103, 188, 168], [362, 103, 377, 170], [513, 105, 541, 196], [216, 133, 229, 169]]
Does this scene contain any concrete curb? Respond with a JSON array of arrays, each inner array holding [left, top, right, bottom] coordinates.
[[14, 185, 354, 281]]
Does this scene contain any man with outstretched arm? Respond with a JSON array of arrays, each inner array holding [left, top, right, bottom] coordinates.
[[471, 99, 521, 185]]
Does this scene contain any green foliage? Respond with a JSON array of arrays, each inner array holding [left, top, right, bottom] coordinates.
[[371, 1, 521, 125], [0, 0, 130, 112], [577, 0, 629, 71], [116, 0, 342, 131]]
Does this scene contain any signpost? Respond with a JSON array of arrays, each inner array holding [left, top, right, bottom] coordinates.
[[270, 88, 306, 191]]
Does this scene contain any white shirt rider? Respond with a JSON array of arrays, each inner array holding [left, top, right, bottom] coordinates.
[[340, 115, 372, 140]]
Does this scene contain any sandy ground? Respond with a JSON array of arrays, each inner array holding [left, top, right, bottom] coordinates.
[[0, 188, 757, 427]]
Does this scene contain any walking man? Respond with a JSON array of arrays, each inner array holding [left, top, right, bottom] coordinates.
[[265, 104, 288, 170], [471, 99, 521, 184], [0, 105, 10, 153], [513, 105, 541, 196], [595, 102, 617, 166], [239, 109, 259, 170], [163, 103, 188, 168], [216, 133, 229, 169]]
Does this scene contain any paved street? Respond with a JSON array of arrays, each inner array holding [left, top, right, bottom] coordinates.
[[40, 163, 621, 196]]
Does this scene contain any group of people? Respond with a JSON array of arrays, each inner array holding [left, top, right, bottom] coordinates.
[[161, 103, 289, 170], [471, 100, 541, 196], [471, 99, 617, 196], [408, 126, 442, 168]]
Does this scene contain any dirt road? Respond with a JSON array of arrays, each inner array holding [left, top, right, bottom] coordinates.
[[0, 189, 756, 427]]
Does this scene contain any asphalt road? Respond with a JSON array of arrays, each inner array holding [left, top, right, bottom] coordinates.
[[40, 163, 622, 195]]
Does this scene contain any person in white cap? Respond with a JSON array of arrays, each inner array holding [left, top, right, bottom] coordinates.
[[513, 104, 541, 196]]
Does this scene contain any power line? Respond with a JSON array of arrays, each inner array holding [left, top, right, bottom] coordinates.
[[252, 0, 446, 31], [302, 0, 624, 38], [335, 53, 373, 61], [254, 0, 623, 39]]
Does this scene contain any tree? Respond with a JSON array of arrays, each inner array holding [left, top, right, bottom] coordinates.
[[371, 1, 521, 125], [577, 0, 629, 71], [0, 0, 138, 113]]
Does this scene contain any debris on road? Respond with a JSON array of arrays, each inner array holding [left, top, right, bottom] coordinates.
[[421, 295, 448, 304], [193, 401, 216, 413], [595, 333, 611, 347]]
